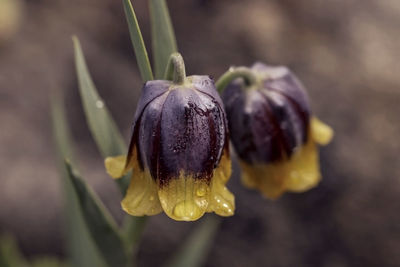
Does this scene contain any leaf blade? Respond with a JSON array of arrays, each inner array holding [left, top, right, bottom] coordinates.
[[72, 36, 130, 193], [51, 91, 106, 267], [72, 36, 148, 260], [64, 161, 130, 267], [149, 0, 178, 79], [122, 0, 154, 82]]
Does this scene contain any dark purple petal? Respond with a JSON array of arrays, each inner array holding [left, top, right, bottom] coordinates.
[[222, 63, 311, 164], [191, 75, 224, 105], [132, 80, 170, 122], [125, 76, 228, 186], [125, 81, 169, 169], [137, 92, 169, 171], [157, 86, 227, 186], [252, 62, 310, 116]]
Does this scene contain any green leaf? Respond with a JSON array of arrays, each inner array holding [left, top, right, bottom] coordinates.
[[72, 36, 130, 193], [149, 0, 178, 79], [165, 216, 221, 267], [122, 0, 154, 82], [50, 90, 74, 163], [62, 174, 106, 267], [0, 234, 28, 267], [31, 257, 69, 267], [72, 36, 148, 262], [121, 216, 148, 252], [65, 161, 130, 267], [51, 91, 106, 267]]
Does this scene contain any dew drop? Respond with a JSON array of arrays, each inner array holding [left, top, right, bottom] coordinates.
[[96, 100, 104, 109], [196, 186, 207, 197], [173, 201, 200, 220]]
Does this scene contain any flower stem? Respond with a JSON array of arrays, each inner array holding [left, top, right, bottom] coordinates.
[[216, 66, 259, 93], [164, 52, 186, 84]]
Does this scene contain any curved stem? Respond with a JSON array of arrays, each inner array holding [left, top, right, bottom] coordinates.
[[216, 66, 259, 93], [164, 52, 186, 84]]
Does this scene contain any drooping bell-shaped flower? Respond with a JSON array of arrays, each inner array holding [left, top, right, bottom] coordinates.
[[221, 62, 333, 199], [105, 54, 234, 221]]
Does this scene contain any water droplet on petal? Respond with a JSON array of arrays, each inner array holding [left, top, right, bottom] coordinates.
[[173, 201, 201, 220], [196, 186, 207, 197]]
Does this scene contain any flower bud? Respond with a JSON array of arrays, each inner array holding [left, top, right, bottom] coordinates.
[[105, 76, 234, 221], [222, 62, 333, 199]]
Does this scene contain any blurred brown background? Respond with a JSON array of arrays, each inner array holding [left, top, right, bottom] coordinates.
[[1, 0, 400, 266]]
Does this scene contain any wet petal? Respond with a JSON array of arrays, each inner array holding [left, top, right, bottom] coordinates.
[[121, 167, 162, 216], [119, 142, 162, 216], [158, 153, 234, 221], [158, 173, 209, 221], [112, 75, 233, 221], [157, 87, 226, 184], [207, 153, 234, 216], [191, 75, 224, 105]]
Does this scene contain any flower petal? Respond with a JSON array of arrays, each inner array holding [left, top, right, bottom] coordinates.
[[121, 147, 162, 216], [121, 168, 162, 216], [239, 160, 286, 200], [105, 155, 130, 179], [240, 139, 321, 199], [207, 153, 234, 216], [157, 153, 234, 221], [124, 80, 170, 171], [284, 140, 321, 192], [157, 87, 226, 184], [311, 117, 334, 145], [157, 173, 209, 221]]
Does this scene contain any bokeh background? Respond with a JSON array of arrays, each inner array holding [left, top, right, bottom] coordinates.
[[1, 0, 400, 266]]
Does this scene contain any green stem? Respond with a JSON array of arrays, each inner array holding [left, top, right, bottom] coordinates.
[[165, 215, 222, 267], [216, 66, 259, 93], [121, 216, 148, 267], [164, 52, 186, 84]]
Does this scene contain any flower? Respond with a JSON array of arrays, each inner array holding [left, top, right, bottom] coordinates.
[[222, 62, 333, 199], [105, 76, 234, 221]]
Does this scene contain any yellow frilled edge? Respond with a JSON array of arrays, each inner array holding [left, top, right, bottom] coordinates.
[[104, 149, 234, 221], [240, 117, 334, 199]]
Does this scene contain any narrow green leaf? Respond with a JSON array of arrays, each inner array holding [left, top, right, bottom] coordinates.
[[50, 90, 74, 163], [72, 36, 129, 193], [121, 216, 148, 251], [165, 216, 221, 267], [72, 36, 148, 259], [149, 0, 178, 78], [0, 235, 28, 267], [122, 0, 154, 82], [51, 91, 106, 267], [65, 161, 130, 267], [31, 257, 69, 267]]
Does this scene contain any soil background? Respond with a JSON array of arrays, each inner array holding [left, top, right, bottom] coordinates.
[[1, 0, 400, 266]]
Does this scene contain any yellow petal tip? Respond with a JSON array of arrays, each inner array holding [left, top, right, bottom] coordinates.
[[239, 139, 322, 198], [104, 155, 127, 179], [121, 169, 162, 216], [171, 200, 204, 221], [311, 117, 334, 145]]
